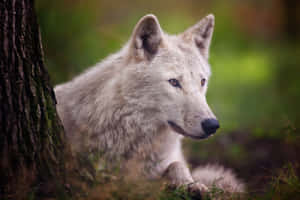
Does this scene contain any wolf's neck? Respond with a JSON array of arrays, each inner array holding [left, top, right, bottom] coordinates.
[[89, 104, 164, 159]]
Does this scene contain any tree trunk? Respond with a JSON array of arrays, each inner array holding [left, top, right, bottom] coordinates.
[[282, 0, 300, 40], [0, 0, 66, 198]]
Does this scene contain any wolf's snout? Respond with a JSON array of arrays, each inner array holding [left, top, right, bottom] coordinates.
[[201, 119, 220, 135]]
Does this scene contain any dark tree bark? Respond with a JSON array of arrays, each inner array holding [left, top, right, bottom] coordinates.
[[281, 0, 300, 40], [0, 0, 66, 198]]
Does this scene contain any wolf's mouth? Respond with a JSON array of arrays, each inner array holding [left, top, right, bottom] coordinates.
[[167, 121, 209, 139]]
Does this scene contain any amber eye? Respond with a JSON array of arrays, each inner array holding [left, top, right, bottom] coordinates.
[[168, 79, 182, 88], [201, 78, 206, 87]]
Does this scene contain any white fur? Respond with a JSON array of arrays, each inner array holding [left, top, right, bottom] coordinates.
[[55, 14, 244, 193], [192, 165, 245, 193]]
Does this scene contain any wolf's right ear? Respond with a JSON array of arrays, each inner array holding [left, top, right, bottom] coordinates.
[[130, 14, 163, 61]]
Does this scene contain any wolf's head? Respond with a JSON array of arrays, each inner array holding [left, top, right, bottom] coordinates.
[[121, 14, 219, 140]]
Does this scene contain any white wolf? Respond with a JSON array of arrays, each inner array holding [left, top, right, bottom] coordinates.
[[55, 14, 244, 194]]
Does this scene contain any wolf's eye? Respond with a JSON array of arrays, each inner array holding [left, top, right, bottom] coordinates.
[[201, 78, 206, 87], [168, 79, 181, 88]]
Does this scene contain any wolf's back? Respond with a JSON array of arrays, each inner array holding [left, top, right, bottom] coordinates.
[[192, 165, 245, 193]]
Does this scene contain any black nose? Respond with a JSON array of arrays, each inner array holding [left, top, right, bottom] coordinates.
[[201, 118, 220, 135]]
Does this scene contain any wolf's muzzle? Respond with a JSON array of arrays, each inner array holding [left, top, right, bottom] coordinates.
[[201, 118, 220, 135]]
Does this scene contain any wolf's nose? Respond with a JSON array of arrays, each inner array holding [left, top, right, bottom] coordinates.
[[201, 118, 220, 135]]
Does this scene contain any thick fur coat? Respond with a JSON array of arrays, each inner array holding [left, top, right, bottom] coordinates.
[[55, 14, 245, 193]]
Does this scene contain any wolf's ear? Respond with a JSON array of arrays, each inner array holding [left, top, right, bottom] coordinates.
[[182, 14, 214, 59], [130, 14, 163, 60]]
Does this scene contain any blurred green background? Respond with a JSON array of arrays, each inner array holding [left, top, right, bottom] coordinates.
[[35, 0, 300, 193]]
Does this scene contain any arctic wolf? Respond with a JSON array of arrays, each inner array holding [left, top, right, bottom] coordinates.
[[55, 14, 244, 194]]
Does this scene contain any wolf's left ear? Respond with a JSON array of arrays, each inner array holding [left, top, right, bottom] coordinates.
[[182, 14, 214, 59], [130, 14, 163, 60]]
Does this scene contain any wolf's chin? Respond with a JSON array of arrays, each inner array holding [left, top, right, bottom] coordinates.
[[167, 121, 210, 140]]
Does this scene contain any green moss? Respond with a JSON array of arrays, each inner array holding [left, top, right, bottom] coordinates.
[[159, 185, 199, 200]]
